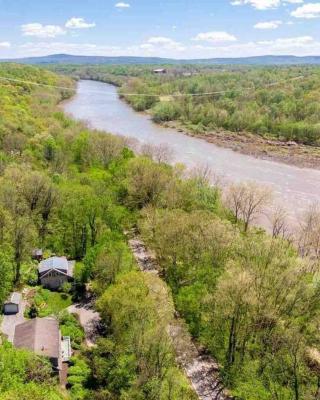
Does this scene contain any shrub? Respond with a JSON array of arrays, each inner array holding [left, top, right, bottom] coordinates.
[[152, 102, 180, 123]]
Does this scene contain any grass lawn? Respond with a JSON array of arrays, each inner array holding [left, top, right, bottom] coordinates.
[[26, 287, 72, 317]]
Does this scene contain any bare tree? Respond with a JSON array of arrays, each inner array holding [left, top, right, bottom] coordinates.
[[140, 143, 174, 164], [298, 203, 320, 259], [269, 205, 291, 240], [190, 164, 224, 189], [123, 136, 140, 153], [226, 182, 272, 232], [225, 183, 247, 224]]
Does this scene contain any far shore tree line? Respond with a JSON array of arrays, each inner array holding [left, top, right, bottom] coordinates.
[[51, 64, 320, 146]]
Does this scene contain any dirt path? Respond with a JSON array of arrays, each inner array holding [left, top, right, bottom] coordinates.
[[68, 302, 100, 347], [128, 237, 231, 400]]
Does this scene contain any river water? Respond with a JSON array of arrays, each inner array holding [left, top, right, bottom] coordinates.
[[64, 80, 320, 225]]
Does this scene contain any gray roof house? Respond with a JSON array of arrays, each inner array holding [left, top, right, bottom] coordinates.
[[14, 317, 62, 370], [38, 257, 74, 290], [3, 292, 22, 315]]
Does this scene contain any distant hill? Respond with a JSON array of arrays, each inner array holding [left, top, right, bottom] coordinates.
[[1, 53, 320, 65]]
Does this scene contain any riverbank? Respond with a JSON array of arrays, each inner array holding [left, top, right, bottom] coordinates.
[[160, 121, 320, 170], [117, 92, 320, 169]]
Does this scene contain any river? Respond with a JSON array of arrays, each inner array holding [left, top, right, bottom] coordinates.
[[64, 80, 320, 226]]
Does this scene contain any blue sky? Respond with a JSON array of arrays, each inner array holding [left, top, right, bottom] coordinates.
[[0, 0, 320, 58]]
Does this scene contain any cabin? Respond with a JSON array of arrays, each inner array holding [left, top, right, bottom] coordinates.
[[32, 248, 43, 261], [3, 292, 21, 315], [153, 68, 167, 74], [14, 317, 63, 370], [38, 256, 74, 290]]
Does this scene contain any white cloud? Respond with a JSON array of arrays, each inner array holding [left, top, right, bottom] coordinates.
[[190, 35, 318, 57], [192, 31, 237, 43], [148, 36, 175, 45], [0, 41, 11, 48], [260, 35, 314, 47], [19, 42, 121, 56], [65, 17, 96, 29], [115, 2, 130, 8], [231, 0, 303, 9], [284, 0, 303, 3], [291, 3, 320, 18], [146, 36, 186, 51], [231, 0, 280, 10], [21, 23, 66, 38], [139, 43, 154, 51], [20, 17, 95, 41], [254, 20, 282, 29]]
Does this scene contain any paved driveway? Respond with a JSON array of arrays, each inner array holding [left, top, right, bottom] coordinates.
[[68, 302, 100, 347], [1, 296, 26, 343]]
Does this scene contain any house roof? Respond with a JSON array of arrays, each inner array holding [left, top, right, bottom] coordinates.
[[39, 256, 69, 274], [5, 292, 22, 305], [14, 317, 61, 361], [39, 260, 74, 280]]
